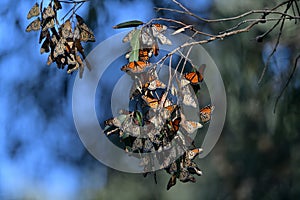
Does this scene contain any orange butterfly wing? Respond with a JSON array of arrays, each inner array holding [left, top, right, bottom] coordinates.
[[152, 24, 167, 32], [184, 71, 202, 84], [121, 61, 149, 73], [199, 105, 214, 123], [142, 95, 159, 109], [184, 65, 206, 85], [139, 49, 150, 61], [169, 117, 181, 132]]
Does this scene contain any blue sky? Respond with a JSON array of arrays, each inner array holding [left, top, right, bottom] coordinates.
[[0, 0, 160, 199]]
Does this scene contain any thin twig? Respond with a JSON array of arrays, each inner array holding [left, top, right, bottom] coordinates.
[[258, 1, 293, 83], [147, 17, 215, 37], [160, 55, 174, 108], [61, 1, 85, 21], [180, 46, 193, 75], [58, 0, 88, 3], [220, 17, 296, 34], [291, 2, 297, 23], [73, 2, 85, 14], [155, 7, 298, 23], [258, 18, 286, 84], [172, 0, 190, 13], [153, 0, 299, 112], [271, 0, 294, 10], [255, 17, 283, 42], [274, 54, 300, 113], [157, 20, 261, 65], [61, 3, 77, 21], [294, 0, 300, 22]]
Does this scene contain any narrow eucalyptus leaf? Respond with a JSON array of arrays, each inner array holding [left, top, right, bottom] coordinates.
[[113, 20, 144, 29], [129, 29, 141, 62]]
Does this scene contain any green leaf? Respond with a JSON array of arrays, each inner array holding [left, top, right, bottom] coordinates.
[[113, 20, 144, 29], [129, 29, 141, 62], [135, 111, 143, 126]]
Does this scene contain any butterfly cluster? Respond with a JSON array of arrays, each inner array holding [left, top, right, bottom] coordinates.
[[26, 0, 95, 77], [104, 21, 214, 190]]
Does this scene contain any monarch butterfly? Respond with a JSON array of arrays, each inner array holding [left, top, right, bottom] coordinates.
[[151, 24, 172, 45], [181, 120, 203, 134], [40, 39, 50, 54], [169, 117, 181, 132], [179, 169, 196, 183], [27, 3, 40, 19], [76, 15, 95, 42], [199, 105, 214, 123], [139, 49, 150, 61], [39, 29, 50, 44], [164, 105, 177, 113], [67, 64, 77, 74], [187, 165, 202, 176], [141, 28, 155, 47], [167, 162, 178, 175], [26, 17, 41, 32], [42, 5, 55, 20], [142, 94, 160, 109], [167, 174, 177, 190], [184, 71, 202, 85], [75, 14, 85, 25], [161, 105, 178, 120], [53, 0, 62, 10], [53, 39, 66, 58], [157, 33, 172, 45], [121, 61, 150, 73], [181, 85, 197, 108], [42, 18, 55, 31], [61, 20, 73, 39], [67, 54, 76, 65], [152, 24, 165, 37], [139, 48, 153, 62], [65, 41, 74, 54], [152, 24, 167, 33], [144, 79, 166, 90], [186, 148, 203, 160], [163, 98, 175, 109], [139, 49, 148, 57], [75, 40, 84, 56], [73, 26, 81, 40], [47, 55, 53, 66], [183, 64, 206, 85], [79, 23, 95, 42]]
